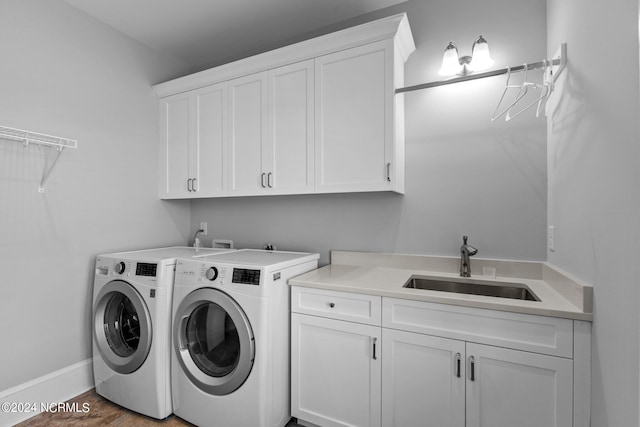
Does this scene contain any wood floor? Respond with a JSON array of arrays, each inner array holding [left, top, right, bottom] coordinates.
[[16, 389, 302, 427]]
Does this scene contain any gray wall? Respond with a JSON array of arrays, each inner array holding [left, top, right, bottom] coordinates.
[[547, 0, 640, 425], [0, 1, 190, 390], [190, 0, 548, 266]]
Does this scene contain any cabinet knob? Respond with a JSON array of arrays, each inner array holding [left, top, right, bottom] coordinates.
[[329, 302, 335, 308]]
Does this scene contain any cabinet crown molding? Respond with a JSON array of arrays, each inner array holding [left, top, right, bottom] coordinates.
[[153, 13, 415, 98]]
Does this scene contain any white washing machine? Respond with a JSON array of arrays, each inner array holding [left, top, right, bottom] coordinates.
[[92, 246, 234, 419], [171, 249, 319, 427]]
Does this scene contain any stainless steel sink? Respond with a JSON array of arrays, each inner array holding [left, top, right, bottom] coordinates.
[[403, 276, 540, 301]]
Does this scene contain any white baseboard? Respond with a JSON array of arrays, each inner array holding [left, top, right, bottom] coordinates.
[[0, 359, 94, 427]]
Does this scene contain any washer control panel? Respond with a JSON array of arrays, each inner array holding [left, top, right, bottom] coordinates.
[[135, 262, 157, 277], [176, 261, 264, 287], [232, 268, 260, 285]]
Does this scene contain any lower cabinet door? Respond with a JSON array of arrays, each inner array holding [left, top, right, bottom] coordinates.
[[465, 343, 573, 427], [382, 329, 465, 427], [291, 313, 381, 427]]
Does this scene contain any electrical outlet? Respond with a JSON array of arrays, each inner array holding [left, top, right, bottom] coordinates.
[[548, 226, 555, 252], [200, 222, 208, 235]]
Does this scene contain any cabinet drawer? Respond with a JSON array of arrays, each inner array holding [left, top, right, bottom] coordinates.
[[383, 298, 573, 358], [291, 287, 382, 326]]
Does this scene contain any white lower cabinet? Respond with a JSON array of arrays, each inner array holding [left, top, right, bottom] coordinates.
[[291, 287, 584, 427], [291, 313, 381, 427], [382, 329, 465, 427], [382, 328, 573, 427], [465, 343, 573, 427]]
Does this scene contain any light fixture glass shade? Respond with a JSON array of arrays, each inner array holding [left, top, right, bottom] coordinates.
[[469, 35, 494, 72], [438, 42, 462, 76]]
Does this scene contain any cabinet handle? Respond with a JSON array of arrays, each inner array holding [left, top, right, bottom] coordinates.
[[455, 353, 461, 378], [469, 356, 475, 382], [267, 172, 273, 188], [386, 163, 391, 182], [372, 337, 377, 360], [187, 178, 193, 192], [192, 178, 197, 192], [329, 302, 335, 308], [261, 173, 266, 188]]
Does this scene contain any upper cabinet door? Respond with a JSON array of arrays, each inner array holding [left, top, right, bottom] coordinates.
[[228, 72, 268, 196], [314, 40, 395, 194], [159, 84, 227, 199], [160, 94, 191, 198], [266, 60, 315, 195], [193, 83, 227, 197]]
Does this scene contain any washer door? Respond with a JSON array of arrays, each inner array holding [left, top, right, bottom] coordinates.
[[174, 288, 254, 395], [93, 280, 152, 374]]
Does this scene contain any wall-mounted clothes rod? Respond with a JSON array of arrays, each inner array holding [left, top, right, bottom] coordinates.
[[0, 125, 77, 192], [396, 43, 567, 94]]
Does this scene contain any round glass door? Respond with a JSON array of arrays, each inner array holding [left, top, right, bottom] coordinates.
[[93, 280, 152, 374], [174, 288, 254, 395]]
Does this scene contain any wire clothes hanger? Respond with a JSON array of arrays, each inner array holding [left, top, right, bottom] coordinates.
[[505, 59, 551, 121], [490, 64, 530, 122]]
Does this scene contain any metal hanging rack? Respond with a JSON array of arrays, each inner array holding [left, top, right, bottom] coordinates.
[[0, 125, 78, 193], [396, 43, 567, 94]]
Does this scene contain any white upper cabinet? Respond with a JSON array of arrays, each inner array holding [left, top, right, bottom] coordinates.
[[195, 84, 227, 197], [159, 83, 226, 198], [228, 60, 314, 196], [315, 40, 395, 193], [159, 94, 190, 197], [228, 72, 268, 195], [154, 13, 415, 199], [267, 60, 314, 195]]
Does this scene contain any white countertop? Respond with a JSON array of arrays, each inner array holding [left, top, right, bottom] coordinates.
[[289, 251, 593, 321]]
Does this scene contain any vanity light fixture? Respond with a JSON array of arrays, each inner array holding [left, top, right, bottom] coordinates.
[[438, 35, 495, 77]]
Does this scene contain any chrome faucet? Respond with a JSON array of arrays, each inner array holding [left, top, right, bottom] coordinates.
[[460, 235, 478, 277], [193, 229, 205, 251]]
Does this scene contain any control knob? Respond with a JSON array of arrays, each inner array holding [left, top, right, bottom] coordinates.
[[205, 266, 218, 281], [114, 261, 126, 275]]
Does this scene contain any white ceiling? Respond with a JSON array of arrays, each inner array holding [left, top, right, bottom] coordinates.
[[64, 0, 407, 70]]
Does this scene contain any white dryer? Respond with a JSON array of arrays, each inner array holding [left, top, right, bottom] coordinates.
[[171, 249, 319, 427], [92, 246, 233, 419]]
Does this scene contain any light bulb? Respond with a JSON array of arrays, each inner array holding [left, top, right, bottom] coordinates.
[[469, 35, 494, 72], [438, 42, 462, 76]]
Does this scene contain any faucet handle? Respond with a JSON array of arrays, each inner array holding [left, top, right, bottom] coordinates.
[[463, 235, 469, 244]]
